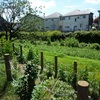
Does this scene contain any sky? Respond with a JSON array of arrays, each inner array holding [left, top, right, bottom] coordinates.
[[29, 0, 100, 18]]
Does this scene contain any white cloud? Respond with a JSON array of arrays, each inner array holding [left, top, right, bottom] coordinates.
[[85, 0, 100, 4], [29, 0, 56, 10]]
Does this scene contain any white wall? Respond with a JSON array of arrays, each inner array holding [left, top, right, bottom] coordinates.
[[44, 18, 59, 31], [62, 15, 89, 32]]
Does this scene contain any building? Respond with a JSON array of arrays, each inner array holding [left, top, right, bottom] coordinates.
[[62, 10, 93, 32], [98, 10, 100, 30], [44, 12, 62, 31], [44, 10, 93, 32]]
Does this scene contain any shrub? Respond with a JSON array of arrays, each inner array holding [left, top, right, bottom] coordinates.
[[73, 30, 100, 44], [60, 39, 66, 46], [46, 30, 64, 41], [89, 43, 100, 50], [27, 49, 34, 61], [2, 40, 13, 57], [65, 38, 79, 47], [46, 37, 51, 45], [17, 55, 25, 64], [79, 42, 88, 48], [31, 78, 76, 100], [16, 63, 38, 100]]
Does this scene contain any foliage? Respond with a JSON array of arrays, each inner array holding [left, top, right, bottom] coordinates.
[[0, 37, 13, 57], [27, 49, 34, 61], [72, 30, 100, 44], [31, 77, 76, 100], [16, 63, 38, 100], [17, 55, 25, 64], [65, 38, 79, 47], [0, 0, 33, 40], [89, 43, 100, 50], [79, 42, 88, 48], [47, 37, 51, 45]]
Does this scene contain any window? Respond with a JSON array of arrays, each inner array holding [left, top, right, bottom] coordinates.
[[46, 27, 49, 29], [83, 15, 86, 18], [80, 24, 83, 27], [77, 16, 79, 19], [65, 26, 70, 28], [75, 18, 76, 21]]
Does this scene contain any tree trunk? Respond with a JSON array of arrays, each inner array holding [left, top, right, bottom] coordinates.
[[9, 31, 12, 40], [5, 31, 8, 40]]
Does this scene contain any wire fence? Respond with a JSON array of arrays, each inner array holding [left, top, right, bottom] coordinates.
[[2, 44, 93, 100]]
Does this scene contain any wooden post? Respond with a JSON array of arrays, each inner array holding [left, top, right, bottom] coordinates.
[[12, 43, 15, 52], [74, 60, 77, 90], [20, 45, 22, 57], [40, 52, 44, 74], [77, 81, 89, 100], [4, 54, 12, 81], [99, 82, 100, 98], [54, 56, 58, 79]]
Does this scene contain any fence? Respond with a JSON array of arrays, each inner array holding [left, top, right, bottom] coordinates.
[[4, 48, 92, 100]]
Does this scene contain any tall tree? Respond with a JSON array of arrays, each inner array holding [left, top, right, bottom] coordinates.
[[0, 0, 33, 40]]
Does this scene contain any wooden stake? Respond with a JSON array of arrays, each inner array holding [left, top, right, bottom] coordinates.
[[54, 56, 58, 78], [74, 60, 77, 90], [77, 81, 89, 100], [40, 52, 44, 74], [4, 54, 12, 81]]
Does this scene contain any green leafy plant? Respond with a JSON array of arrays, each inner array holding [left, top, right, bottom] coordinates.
[[16, 63, 38, 100], [27, 49, 34, 61], [65, 38, 79, 47], [31, 77, 76, 100], [47, 37, 51, 45], [17, 55, 25, 64]]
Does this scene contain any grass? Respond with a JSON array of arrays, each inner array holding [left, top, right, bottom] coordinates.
[[0, 40, 100, 99], [0, 58, 20, 100], [0, 63, 6, 93]]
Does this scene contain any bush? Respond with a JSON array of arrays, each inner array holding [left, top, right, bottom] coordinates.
[[16, 63, 38, 100], [89, 43, 100, 50], [73, 30, 100, 44], [46, 30, 65, 41], [31, 78, 76, 100], [79, 42, 88, 48], [65, 38, 79, 47], [1, 39, 13, 57], [17, 55, 25, 64], [46, 37, 51, 45], [27, 49, 34, 61]]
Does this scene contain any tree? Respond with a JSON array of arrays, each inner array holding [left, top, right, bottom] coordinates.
[[0, 0, 33, 40], [20, 13, 44, 32]]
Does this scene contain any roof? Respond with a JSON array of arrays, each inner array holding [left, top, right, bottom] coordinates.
[[64, 9, 92, 16], [45, 12, 62, 19]]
